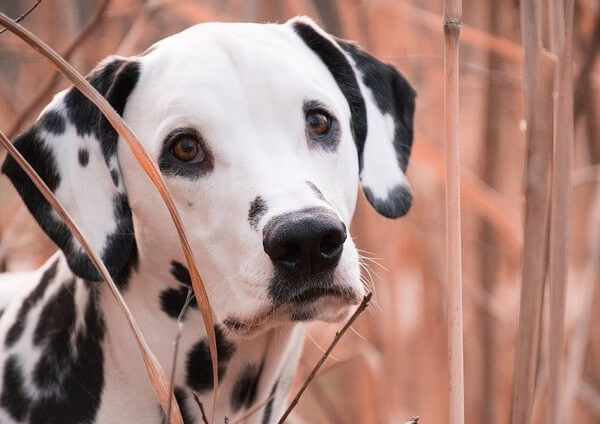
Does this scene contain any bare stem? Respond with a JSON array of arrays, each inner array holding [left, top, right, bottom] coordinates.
[[443, 0, 464, 423], [511, 1, 555, 422]]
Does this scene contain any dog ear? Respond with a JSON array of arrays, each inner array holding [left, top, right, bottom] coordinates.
[[291, 17, 416, 218], [1, 57, 140, 283]]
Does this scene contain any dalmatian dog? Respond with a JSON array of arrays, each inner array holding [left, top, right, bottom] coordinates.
[[0, 17, 415, 424]]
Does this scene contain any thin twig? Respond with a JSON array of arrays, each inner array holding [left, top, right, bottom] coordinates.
[[0, 0, 41, 35], [7, 0, 110, 138], [277, 292, 372, 424], [192, 392, 210, 424], [0, 13, 220, 421], [165, 289, 195, 424]]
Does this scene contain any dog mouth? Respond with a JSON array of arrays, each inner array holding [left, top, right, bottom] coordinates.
[[223, 277, 359, 336], [287, 285, 358, 304]]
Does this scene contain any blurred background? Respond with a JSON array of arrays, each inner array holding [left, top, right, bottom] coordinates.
[[0, 0, 599, 423]]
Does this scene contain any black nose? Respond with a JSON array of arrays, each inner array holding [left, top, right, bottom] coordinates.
[[263, 208, 347, 275]]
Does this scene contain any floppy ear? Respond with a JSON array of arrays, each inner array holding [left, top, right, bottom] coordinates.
[[1, 57, 140, 284], [291, 18, 416, 218]]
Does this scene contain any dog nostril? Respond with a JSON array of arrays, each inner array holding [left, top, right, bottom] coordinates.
[[320, 232, 344, 258]]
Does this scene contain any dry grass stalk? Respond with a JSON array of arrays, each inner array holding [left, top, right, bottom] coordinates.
[[7, 0, 111, 138], [443, 0, 464, 422], [0, 12, 219, 422], [547, 1, 574, 423], [277, 292, 373, 424], [0, 130, 184, 424], [511, 1, 556, 422]]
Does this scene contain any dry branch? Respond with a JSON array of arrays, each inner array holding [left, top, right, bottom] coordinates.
[[0, 12, 219, 422], [277, 293, 373, 424], [0, 130, 183, 424], [192, 392, 210, 424], [511, 1, 556, 422], [443, 0, 464, 423]]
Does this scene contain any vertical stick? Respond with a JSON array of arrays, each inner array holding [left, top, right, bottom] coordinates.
[[511, 1, 555, 423], [443, 1, 464, 423], [548, 1, 574, 423]]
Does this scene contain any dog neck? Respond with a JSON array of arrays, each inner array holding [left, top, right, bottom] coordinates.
[[93, 248, 304, 423]]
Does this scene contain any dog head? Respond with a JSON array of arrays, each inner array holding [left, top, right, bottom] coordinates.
[[2, 18, 415, 335]]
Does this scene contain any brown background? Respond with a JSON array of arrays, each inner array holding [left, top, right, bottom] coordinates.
[[0, 1, 599, 423]]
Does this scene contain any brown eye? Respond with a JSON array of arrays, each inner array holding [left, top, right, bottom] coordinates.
[[171, 135, 204, 163], [306, 111, 331, 135]]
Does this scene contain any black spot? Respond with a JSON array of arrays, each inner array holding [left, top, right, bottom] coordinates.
[[363, 185, 412, 219], [305, 181, 325, 200], [32, 282, 76, 388], [28, 287, 106, 423], [262, 379, 279, 424], [78, 148, 89, 167], [293, 22, 367, 169], [248, 196, 268, 230], [39, 110, 66, 135], [160, 261, 198, 319], [171, 260, 192, 286], [158, 387, 194, 424], [231, 361, 264, 412], [0, 356, 31, 421], [186, 326, 236, 392], [160, 287, 195, 319], [110, 169, 119, 186], [337, 39, 416, 173], [5, 259, 58, 348]]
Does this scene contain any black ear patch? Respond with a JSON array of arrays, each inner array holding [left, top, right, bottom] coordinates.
[[1, 58, 141, 282], [337, 40, 416, 172]]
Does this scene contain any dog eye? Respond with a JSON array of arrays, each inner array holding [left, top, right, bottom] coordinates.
[[170, 133, 205, 163], [306, 110, 331, 136]]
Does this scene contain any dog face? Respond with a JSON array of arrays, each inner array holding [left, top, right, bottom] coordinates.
[[2, 18, 415, 335]]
